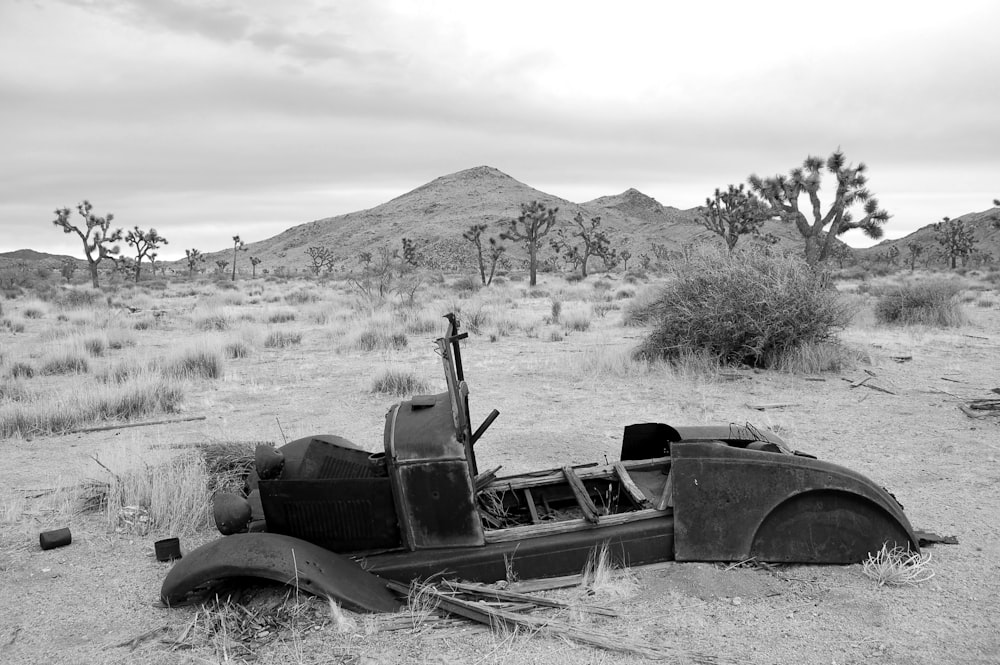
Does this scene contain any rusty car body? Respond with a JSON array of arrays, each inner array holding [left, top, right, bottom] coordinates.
[[162, 314, 919, 612]]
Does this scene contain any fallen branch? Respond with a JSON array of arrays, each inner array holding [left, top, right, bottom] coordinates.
[[68, 415, 207, 435], [114, 625, 171, 651], [745, 403, 801, 411], [841, 378, 896, 395]]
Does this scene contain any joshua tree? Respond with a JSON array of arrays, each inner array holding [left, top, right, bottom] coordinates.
[[185, 248, 205, 276], [249, 256, 262, 277], [124, 226, 168, 283], [551, 213, 614, 278], [59, 258, 78, 283], [886, 245, 900, 267], [699, 184, 771, 252], [906, 243, 923, 272], [51, 200, 123, 288], [215, 259, 229, 275], [501, 201, 559, 286], [306, 246, 334, 276], [401, 237, 421, 267], [619, 249, 632, 271], [463, 224, 506, 286], [749, 149, 890, 265], [934, 217, 976, 269], [231, 236, 247, 281]]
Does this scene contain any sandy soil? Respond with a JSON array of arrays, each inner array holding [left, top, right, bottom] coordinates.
[[1, 278, 998, 664]]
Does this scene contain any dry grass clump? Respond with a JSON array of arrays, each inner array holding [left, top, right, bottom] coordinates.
[[0, 374, 184, 437], [771, 340, 862, 374], [98, 448, 213, 535], [349, 327, 408, 352], [197, 440, 260, 495], [0, 378, 31, 401], [264, 330, 303, 348], [862, 544, 934, 587], [165, 346, 225, 379], [561, 307, 592, 332], [196, 313, 231, 331], [8, 361, 35, 379], [873, 279, 968, 326], [40, 349, 90, 375], [265, 309, 296, 324], [581, 542, 639, 598], [225, 339, 252, 359], [82, 333, 107, 356], [634, 248, 853, 369], [371, 368, 430, 396]]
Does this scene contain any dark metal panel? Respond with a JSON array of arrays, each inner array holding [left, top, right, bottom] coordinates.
[[394, 461, 484, 549], [160, 533, 402, 613], [671, 441, 918, 563], [362, 515, 674, 583], [259, 479, 401, 552]]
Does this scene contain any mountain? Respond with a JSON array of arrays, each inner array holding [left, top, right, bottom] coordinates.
[[190, 166, 723, 273]]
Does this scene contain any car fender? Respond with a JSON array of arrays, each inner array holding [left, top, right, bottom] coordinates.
[[160, 533, 402, 613]]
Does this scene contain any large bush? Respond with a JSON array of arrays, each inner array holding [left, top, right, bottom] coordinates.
[[873, 279, 966, 326], [634, 248, 853, 368]]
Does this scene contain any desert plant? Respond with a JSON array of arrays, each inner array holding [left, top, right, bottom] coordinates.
[[8, 362, 36, 378], [873, 279, 967, 326], [463, 224, 506, 286], [123, 226, 168, 283], [501, 200, 559, 286], [750, 149, 890, 265], [40, 350, 90, 375], [185, 248, 205, 276], [52, 200, 123, 287], [371, 368, 430, 396], [933, 217, 976, 269], [264, 330, 303, 348], [862, 544, 934, 587], [350, 328, 408, 352], [562, 307, 592, 332], [699, 183, 770, 252], [551, 213, 615, 277], [634, 248, 852, 368], [165, 346, 224, 379]]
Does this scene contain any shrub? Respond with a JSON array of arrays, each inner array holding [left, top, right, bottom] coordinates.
[[266, 309, 296, 324], [450, 276, 481, 293], [225, 340, 252, 359], [8, 362, 35, 379], [351, 328, 407, 351], [371, 369, 430, 396], [40, 351, 90, 375], [562, 308, 592, 331], [165, 347, 224, 379], [550, 299, 562, 323], [264, 330, 303, 348], [634, 248, 853, 368], [82, 335, 107, 357], [873, 280, 967, 326], [23, 307, 44, 319], [195, 313, 230, 331]]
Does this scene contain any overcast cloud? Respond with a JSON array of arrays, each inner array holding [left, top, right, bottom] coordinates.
[[2, 0, 998, 260]]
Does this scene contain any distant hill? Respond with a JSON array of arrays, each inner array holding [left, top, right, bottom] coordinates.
[[856, 207, 1000, 265], [180, 166, 799, 274]]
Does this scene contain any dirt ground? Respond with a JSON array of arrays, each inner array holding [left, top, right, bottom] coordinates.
[[1, 276, 999, 664]]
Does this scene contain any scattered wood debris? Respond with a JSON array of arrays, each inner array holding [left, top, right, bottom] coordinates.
[[69, 415, 207, 435], [842, 376, 896, 395], [385, 579, 730, 662], [745, 402, 801, 411], [890, 355, 913, 363]]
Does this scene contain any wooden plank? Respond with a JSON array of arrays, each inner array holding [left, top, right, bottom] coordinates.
[[655, 469, 674, 511], [487, 456, 670, 492], [561, 466, 600, 523], [444, 580, 619, 616], [612, 462, 652, 508], [474, 465, 502, 492], [523, 488, 540, 524], [484, 508, 665, 543]]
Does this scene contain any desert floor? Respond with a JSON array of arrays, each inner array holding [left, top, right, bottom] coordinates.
[[1, 271, 998, 665]]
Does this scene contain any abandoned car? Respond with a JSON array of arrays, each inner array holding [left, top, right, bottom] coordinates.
[[161, 314, 920, 612]]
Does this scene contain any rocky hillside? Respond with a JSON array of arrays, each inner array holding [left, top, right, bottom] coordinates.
[[856, 207, 1000, 266], [182, 166, 801, 274]]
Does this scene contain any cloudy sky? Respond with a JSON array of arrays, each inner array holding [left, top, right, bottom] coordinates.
[[2, 0, 998, 261]]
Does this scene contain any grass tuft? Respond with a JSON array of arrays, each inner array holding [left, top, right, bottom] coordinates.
[[873, 279, 967, 326], [40, 350, 90, 375], [165, 346, 224, 379], [264, 330, 303, 348], [371, 368, 430, 396], [862, 544, 934, 587]]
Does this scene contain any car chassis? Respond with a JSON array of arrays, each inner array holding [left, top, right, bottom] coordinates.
[[162, 314, 919, 613]]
